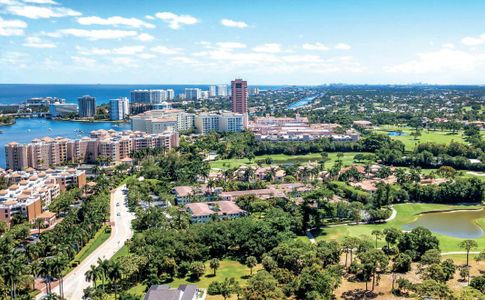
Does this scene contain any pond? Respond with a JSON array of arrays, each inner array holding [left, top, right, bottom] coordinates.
[[403, 208, 485, 238], [388, 131, 406, 136]]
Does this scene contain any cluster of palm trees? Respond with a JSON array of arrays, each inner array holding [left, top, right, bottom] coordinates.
[[85, 258, 123, 299]]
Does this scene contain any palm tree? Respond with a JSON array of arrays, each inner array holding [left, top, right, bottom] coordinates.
[[96, 258, 110, 290], [459, 240, 478, 266], [85, 265, 99, 288], [371, 230, 383, 248], [108, 260, 123, 300], [52, 255, 68, 298], [34, 218, 44, 236]]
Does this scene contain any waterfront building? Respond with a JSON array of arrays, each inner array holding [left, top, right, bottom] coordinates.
[[184, 88, 202, 100], [49, 103, 78, 118], [110, 98, 129, 121], [27, 97, 65, 106], [130, 90, 152, 103], [78, 95, 96, 118], [217, 84, 228, 97], [5, 130, 179, 170], [208, 85, 217, 97], [231, 79, 248, 114], [166, 89, 175, 101], [150, 90, 167, 103]]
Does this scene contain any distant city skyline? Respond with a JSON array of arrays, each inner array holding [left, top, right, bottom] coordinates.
[[1, 0, 485, 84]]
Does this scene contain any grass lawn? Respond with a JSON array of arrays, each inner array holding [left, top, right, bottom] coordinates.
[[124, 259, 261, 299], [210, 152, 369, 170], [374, 125, 467, 151], [315, 203, 484, 252]]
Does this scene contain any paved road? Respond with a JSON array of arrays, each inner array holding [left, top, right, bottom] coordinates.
[[37, 185, 134, 300]]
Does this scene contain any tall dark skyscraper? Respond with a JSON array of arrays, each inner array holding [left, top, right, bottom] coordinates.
[[231, 79, 248, 114], [77, 95, 96, 118]]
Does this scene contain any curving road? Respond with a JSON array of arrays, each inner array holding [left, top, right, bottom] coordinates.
[[36, 184, 135, 300]]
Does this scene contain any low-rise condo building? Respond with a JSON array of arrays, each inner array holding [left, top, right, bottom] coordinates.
[[5, 129, 179, 170]]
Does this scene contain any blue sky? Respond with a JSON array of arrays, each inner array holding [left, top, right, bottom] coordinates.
[[1, 0, 485, 84]]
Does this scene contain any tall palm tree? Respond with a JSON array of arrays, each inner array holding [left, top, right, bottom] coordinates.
[[108, 261, 123, 300], [85, 265, 99, 288], [52, 255, 68, 299]]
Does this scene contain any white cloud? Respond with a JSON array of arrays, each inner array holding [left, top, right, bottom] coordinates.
[[6, 5, 81, 19], [216, 42, 246, 50], [442, 43, 455, 49], [253, 43, 281, 53], [77, 16, 155, 29], [77, 45, 146, 56], [57, 29, 138, 40], [302, 42, 329, 51], [0, 17, 27, 36], [154, 12, 198, 29], [151, 45, 182, 55], [145, 15, 154, 20], [136, 33, 154, 42], [335, 43, 351, 50], [461, 34, 485, 46], [77, 47, 111, 55], [22, 0, 57, 4], [113, 45, 144, 55], [220, 19, 247, 28], [139, 53, 156, 59], [23, 36, 56, 48], [71, 56, 96, 65], [384, 48, 485, 73]]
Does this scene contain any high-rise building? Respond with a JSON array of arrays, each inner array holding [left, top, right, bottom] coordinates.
[[130, 90, 152, 103], [217, 85, 228, 97], [249, 87, 260, 95], [209, 85, 217, 97], [150, 90, 168, 104], [166, 89, 175, 101], [78, 95, 96, 118], [185, 88, 202, 100], [231, 79, 248, 114], [110, 98, 129, 121]]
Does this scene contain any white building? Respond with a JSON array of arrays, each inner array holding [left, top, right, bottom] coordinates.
[[166, 89, 175, 101], [185, 88, 202, 100], [194, 111, 245, 134], [49, 103, 78, 117], [150, 90, 167, 104], [194, 113, 220, 134], [110, 98, 129, 121], [208, 85, 217, 97], [131, 109, 195, 133], [217, 85, 228, 97]]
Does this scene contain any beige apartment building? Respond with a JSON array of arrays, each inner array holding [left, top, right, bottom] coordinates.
[[5, 129, 179, 170]]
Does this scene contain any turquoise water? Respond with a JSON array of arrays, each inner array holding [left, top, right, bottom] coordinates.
[[388, 131, 406, 136], [0, 118, 130, 168]]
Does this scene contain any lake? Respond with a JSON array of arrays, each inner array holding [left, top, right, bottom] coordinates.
[[403, 208, 485, 238], [0, 118, 131, 168]]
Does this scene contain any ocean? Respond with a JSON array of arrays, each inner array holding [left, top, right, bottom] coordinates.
[[0, 84, 280, 105]]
